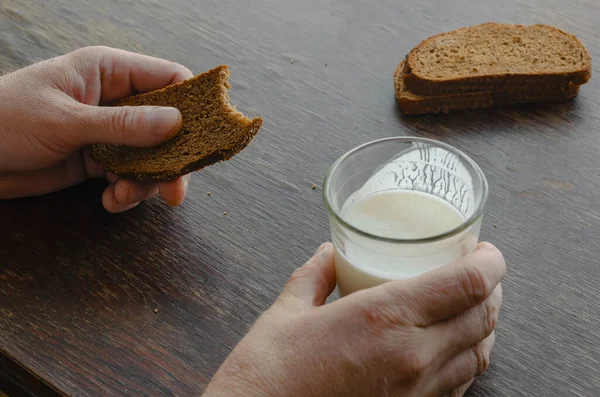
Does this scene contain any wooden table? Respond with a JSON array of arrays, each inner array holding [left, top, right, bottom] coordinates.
[[1, 0, 599, 395]]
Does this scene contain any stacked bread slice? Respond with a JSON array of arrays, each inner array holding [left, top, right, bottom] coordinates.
[[394, 23, 592, 115]]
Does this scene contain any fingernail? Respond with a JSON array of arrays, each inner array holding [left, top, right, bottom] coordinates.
[[149, 107, 181, 136], [315, 242, 329, 254], [183, 177, 190, 194]]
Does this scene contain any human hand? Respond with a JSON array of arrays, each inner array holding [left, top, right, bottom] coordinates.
[[204, 242, 505, 397], [0, 46, 194, 212]]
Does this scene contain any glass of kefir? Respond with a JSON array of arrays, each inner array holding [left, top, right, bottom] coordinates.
[[323, 137, 488, 297]]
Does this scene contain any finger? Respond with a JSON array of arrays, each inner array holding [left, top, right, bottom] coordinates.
[[382, 242, 505, 326], [70, 46, 194, 103], [435, 332, 495, 395], [82, 147, 108, 179], [106, 172, 119, 184], [428, 284, 502, 363], [276, 243, 336, 311], [158, 174, 190, 207], [113, 179, 159, 205], [448, 379, 474, 397], [102, 183, 140, 213], [78, 104, 182, 147]]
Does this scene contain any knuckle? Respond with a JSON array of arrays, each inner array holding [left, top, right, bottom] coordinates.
[[69, 46, 107, 61], [288, 265, 314, 284], [360, 291, 406, 331], [381, 282, 423, 324], [278, 265, 317, 305], [68, 46, 91, 59], [400, 349, 429, 379], [482, 296, 499, 336], [111, 106, 135, 142], [471, 342, 490, 375], [81, 45, 112, 55], [459, 265, 490, 305], [450, 381, 473, 397], [93, 45, 113, 52]]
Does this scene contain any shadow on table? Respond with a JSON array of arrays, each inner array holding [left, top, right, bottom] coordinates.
[[1, 180, 243, 396], [0, 180, 234, 317], [392, 98, 584, 139]]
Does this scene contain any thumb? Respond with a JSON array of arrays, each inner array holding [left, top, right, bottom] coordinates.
[[277, 242, 337, 311], [78, 105, 182, 147]]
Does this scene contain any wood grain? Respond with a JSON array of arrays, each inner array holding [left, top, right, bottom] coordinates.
[[1, 0, 600, 395]]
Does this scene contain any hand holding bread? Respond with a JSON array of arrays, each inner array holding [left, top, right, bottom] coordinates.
[[0, 46, 196, 212]]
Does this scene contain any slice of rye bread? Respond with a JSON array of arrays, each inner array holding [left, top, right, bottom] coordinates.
[[404, 23, 591, 96], [394, 61, 580, 115], [90, 65, 262, 181]]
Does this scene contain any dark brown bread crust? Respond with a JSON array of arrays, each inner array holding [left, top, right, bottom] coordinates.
[[90, 65, 262, 181], [394, 61, 580, 115], [404, 23, 591, 96]]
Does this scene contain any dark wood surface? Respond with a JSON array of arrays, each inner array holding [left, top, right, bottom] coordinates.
[[1, 0, 600, 395]]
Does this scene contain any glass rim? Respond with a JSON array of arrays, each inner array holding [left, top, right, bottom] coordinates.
[[322, 136, 489, 244]]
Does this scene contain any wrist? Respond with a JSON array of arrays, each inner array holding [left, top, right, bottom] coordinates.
[[203, 335, 288, 397], [204, 359, 279, 397]]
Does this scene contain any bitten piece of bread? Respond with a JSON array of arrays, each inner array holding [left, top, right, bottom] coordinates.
[[90, 65, 262, 181]]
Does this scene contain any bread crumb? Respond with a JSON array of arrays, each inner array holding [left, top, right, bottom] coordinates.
[[290, 57, 295, 64], [311, 184, 317, 190], [154, 308, 159, 313], [207, 192, 211, 196], [224, 211, 228, 215]]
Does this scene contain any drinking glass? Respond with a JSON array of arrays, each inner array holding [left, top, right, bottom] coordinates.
[[323, 137, 488, 297]]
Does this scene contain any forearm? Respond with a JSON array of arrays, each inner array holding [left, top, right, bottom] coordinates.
[[0, 73, 15, 175]]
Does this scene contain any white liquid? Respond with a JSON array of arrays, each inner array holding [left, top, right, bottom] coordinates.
[[335, 190, 480, 296]]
